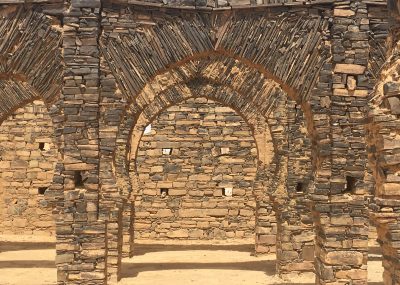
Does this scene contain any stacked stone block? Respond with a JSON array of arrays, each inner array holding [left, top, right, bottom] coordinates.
[[0, 100, 57, 236], [0, 0, 395, 284], [58, 1, 106, 284], [312, 2, 374, 284], [135, 97, 260, 240]]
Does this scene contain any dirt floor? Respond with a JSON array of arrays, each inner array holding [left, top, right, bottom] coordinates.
[[0, 235, 384, 285]]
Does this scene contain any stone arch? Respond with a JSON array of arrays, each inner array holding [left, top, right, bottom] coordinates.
[[109, 74, 315, 281], [115, 80, 287, 201], [0, 6, 64, 209], [100, 10, 331, 156], [100, 10, 328, 101], [0, 6, 63, 202], [0, 2, 64, 267], [99, 8, 329, 283], [0, 6, 62, 109]]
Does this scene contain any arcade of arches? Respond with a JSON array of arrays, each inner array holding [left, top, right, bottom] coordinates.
[[2, 0, 400, 284]]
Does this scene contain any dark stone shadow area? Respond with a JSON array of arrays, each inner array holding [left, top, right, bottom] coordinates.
[[0, 241, 55, 253], [120, 259, 276, 278], [0, 260, 55, 268], [368, 247, 383, 262], [369, 247, 383, 255], [132, 243, 254, 256]]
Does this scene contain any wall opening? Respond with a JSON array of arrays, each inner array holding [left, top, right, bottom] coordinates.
[[162, 148, 173, 155], [222, 187, 233, 197], [345, 175, 357, 194], [160, 188, 169, 198], [38, 187, 48, 195], [74, 171, 84, 188], [296, 182, 304, 193], [38, 142, 45, 151]]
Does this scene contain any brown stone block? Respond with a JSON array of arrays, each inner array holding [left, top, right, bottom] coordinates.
[[381, 183, 400, 196], [283, 261, 314, 271], [239, 209, 253, 216], [334, 9, 355, 16], [331, 215, 353, 225], [336, 269, 367, 280], [56, 253, 75, 265], [179, 209, 205, 217], [12, 218, 27, 228], [167, 229, 188, 238], [156, 209, 174, 217], [81, 249, 106, 258], [334, 64, 366, 75], [257, 234, 276, 245], [207, 209, 228, 217], [301, 245, 315, 261], [64, 163, 96, 171], [189, 229, 204, 238], [168, 189, 186, 196], [324, 251, 364, 266]]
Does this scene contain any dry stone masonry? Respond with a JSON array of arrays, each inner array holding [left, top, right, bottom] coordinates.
[[0, 100, 57, 235], [0, 0, 397, 284], [135, 97, 260, 240]]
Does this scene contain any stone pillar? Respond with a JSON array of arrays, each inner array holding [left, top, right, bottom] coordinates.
[[368, 67, 400, 284], [313, 1, 371, 284], [372, 208, 400, 285], [276, 101, 314, 276], [255, 196, 277, 254], [255, 164, 277, 254], [57, 1, 106, 284], [98, 26, 127, 284]]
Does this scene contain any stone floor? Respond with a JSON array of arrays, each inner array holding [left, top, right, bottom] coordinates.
[[0, 236, 384, 285]]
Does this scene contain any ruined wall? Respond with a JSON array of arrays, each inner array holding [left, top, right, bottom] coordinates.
[[134, 98, 261, 240], [0, 100, 57, 235]]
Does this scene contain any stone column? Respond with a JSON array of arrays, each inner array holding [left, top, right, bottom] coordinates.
[[313, 1, 371, 284], [276, 101, 314, 276], [369, 66, 400, 284], [57, 1, 106, 284]]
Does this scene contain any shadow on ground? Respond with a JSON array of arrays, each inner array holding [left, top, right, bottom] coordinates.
[[0, 242, 384, 285], [0, 241, 55, 252], [0, 260, 55, 268], [121, 260, 276, 278], [131, 243, 255, 256]]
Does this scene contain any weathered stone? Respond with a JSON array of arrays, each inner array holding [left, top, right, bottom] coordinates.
[[325, 251, 364, 266], [334, 64, 366, 75]]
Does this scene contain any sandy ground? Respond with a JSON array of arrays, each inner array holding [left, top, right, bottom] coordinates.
[[0, 236, 384, 285]]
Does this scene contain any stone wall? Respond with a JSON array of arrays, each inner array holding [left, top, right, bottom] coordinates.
[[0, 100, 57, 235], [134, 98, 261, 240], [0, 1, 392, 284]]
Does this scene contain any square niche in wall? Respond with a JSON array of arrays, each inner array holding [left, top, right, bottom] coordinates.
[[223, 187, 233, 197], [38, 142, 50, 151], [162, 148, 173, 155], [160, 188, 169, 198], [38, 187, 48, 195]]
